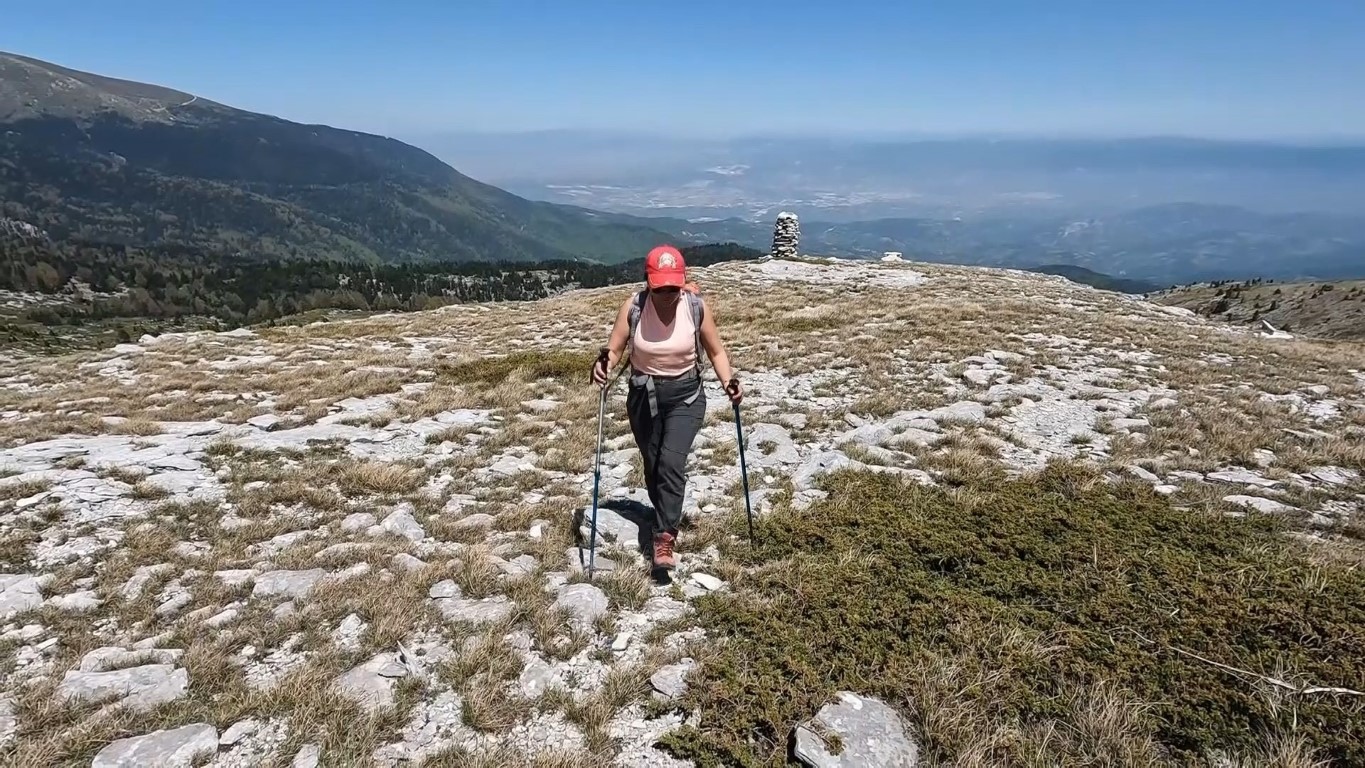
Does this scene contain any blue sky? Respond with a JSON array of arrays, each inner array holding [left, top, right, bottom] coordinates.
[[4, 0, 1363, 140]]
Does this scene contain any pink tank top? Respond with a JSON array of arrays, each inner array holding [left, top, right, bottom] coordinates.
[[632, 296, 697, 377]]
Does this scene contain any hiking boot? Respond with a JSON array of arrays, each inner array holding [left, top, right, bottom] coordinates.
[[652, 531, 677, 570]]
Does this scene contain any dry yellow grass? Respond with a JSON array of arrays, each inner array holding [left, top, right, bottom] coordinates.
[[335, 460, 427, 497], [2, 257, 1363, 765]]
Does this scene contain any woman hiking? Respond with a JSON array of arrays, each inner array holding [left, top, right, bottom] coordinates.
[[591, 244, 743, 571]]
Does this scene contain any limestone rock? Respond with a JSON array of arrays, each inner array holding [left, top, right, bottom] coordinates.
[[643, 596, 690, 622], [1206, 468, 1280, 488], [381, 506, 427, 542], [432, 588, 515, 625], [1125, 465, 1161, 484], [1309, 466, 1358, 486], [335, 653, 404, 713], [293, 744, 322, 768], [251, 569, 326, 599], [650, 658, 696, 700], [689, 573, 725, 592], [92, 723, 218, 768], [428, 580, 460, 599], [554, 583, 609, 631], [454, 512, 497, 529], [794, 452, 869, 492], [57, 662, 188, 712], [392, 553, 427, 573], [1111, 417, 1151, 433], [219, 718, 259, 746], [333, 613, 367, 651], [792, 691, 919, 767], [1224, 495, 1299, 514], [0, 574, 42, 620], [745, 423, 802, 467], [519, 658, 563, 698], [341, 512, 377, 532], [928, 401, 987, 425], [0, 695, 14, 745], [215, 569, 257, 588], [79, 646, 183, 672], [247, 414, 282, 431], [47, 589, 102, 612], [120, 564, 172, 600]]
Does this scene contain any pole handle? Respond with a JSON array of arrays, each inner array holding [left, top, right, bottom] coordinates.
[[592, 346, 610, 386]]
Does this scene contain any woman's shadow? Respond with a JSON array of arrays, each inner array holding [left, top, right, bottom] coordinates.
[[574, 497, 679, 583]]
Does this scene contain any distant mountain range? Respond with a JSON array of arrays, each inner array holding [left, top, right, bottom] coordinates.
[[418, 130, 1365, 220], [0, 52, 685, 265], [417, 129, 1365, 285], [5, 51, 1362, 287], [1026, 265, 1160, 295], [590, 204, 1365, 285]]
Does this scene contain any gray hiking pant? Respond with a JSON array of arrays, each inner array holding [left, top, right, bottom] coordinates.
[[626, 370, 706, 535]]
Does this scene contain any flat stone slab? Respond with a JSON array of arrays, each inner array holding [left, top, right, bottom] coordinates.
[[1206, 469, 1281, 488], [79, 647, 183, 673], [432, 593, 515, 625], [744, 423, 802, 467], [56, 663, 189, 712], [793, 451, 870, 493], [381, 508, 427, 542], [554, 583, 609, 631], [92, 723, 218, 768], [251, 569, 326, 599], [1224, 495, 1300, 515], [334, 653, 404, 713], [0, 574, 43, 620], [793, 691, 919, 768], [650, 658, 696, 701], [0, 695, 14, 745]]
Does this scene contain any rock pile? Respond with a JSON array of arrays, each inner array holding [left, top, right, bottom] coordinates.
[[771, 211, 800, 259]]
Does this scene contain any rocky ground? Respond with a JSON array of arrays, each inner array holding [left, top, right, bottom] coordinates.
[[0, 257, 1362, 766]]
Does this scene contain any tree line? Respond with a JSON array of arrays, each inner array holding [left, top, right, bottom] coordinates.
[[0, 233, 763, 330]]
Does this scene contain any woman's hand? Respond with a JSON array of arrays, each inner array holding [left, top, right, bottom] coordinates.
[[725, 377, 744, 405], [591, 347, 610, 387]]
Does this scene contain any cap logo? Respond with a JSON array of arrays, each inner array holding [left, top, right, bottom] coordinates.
[[658, 253, 677, 268]]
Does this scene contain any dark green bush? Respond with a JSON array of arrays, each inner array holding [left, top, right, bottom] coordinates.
[[662, 465, 1365, 766]]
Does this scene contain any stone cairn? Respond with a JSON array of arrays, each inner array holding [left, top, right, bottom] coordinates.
[[771, 211, 800, 259]]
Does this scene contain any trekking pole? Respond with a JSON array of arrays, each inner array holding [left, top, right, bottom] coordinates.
[[586, 347, 610, 580], [729, 377, 755, 545]]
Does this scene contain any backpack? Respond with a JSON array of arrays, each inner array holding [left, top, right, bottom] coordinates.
[[627, 287, 706, 374]]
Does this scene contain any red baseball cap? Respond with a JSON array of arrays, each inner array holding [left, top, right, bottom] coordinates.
[[645, 244, 686, 288]]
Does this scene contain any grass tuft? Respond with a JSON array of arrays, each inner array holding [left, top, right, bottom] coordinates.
[[437, 349, 597, 387]]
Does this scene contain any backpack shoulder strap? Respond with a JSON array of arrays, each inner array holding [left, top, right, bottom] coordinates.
[[627, 289, 648, 352], [687, 291, 706, 371]]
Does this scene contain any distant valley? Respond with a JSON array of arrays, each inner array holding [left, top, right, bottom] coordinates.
[[584, 204, 1365, 286], [422, 130, 1365, 220], [420, 131, 1365, 286]]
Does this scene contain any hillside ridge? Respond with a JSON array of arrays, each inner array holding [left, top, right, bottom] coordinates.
[[1152, 277, 1365, 341], [0, 51, 213, 122], [0, 51, 682, 265]]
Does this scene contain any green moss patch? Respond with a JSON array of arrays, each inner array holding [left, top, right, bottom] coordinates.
[[661, 465, 1365, 766]]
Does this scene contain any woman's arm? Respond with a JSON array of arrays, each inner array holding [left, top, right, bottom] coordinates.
[[698, 298, 742, 401], [593, 296, 634, 385]]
